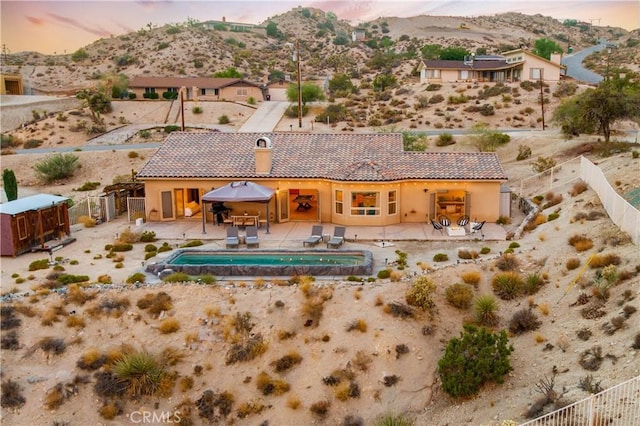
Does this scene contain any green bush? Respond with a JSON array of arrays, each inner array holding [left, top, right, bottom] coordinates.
[[474, 295, 499, 326], [480, 247, 491, 255], [164, 125, 179, 133], [126, 273, 146, 284], [23, 139, 43, 149], [508, 308, 541, 335], [139, 231, 156, 242], [405, 276, 436, 311], [28, 259, 50, 271], [111, 243, 133, 252], [157, 243, 173, 253], [76, 181, 100, 191], [374, 413, 415, 426], [199, 275, 216, 284], [377, 269, 391, 279], [143, 92, 159, 99], [33, 153, 80, 184], [57, 274, 90, 285], [180, 240, 203, 248], [438, 325, 513, 397], [218, 115, 230, 124], [162, 91, 178, 100], [144, 244, 157, 253], [445, 283, 474, 309], [144, 252, 156, 261], [163, 272, 191, 283], [192, 106, 203, 114], [436, 133, 455, 146], [433, 253, 448, 262]]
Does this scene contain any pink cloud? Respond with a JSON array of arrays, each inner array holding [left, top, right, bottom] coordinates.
[[47, 12, 112, 38], [26, 16, 46, 26]]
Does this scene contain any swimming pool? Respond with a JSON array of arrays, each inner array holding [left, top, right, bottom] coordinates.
[[146, 249, 373, 277]]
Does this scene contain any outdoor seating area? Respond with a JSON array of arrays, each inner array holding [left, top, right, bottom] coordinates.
[[429, 215, 485, 239], [303, 225, 323, 247], [226, 226, 261, 248]]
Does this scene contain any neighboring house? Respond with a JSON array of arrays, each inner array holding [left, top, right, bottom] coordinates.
[[1, 73, 23, 95], [201, 18, 257, 32], [0, 194, 71, 256], [128, 77, 265, 101], [352, 28, 366, 42], [418, 50, 564, 83], [136, 133, 508, 226]]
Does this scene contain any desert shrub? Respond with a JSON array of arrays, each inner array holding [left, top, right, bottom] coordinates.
[[309, 400, 331, 419], [377, 269, 391, 279], [383, 302, 414, 318], [517, 144, 532, 161], [461, 270, 481, 286], [428, 94, 444, 104], [136, 292, 172, 317], [1, 380, 26, 409], [256, 371, 290, 396], [271, 352, 303, 373], [523, 272, 545, 294], [436, 133, 455, 146], [23, 138, 43, 149], [33, 153, 80, 183], [464, 103, 495, 116], [346, 319, 368, 333], [579, 346, 604, 371], [57, 274, 89, 285], [114, 351, 168, 397], [1, 306, 21, 331], [77, 348, 107, 370], [144, 244, 157, 252], [126, 272, 146, 284], [433, 253, 448, 262], [28, 258, 50, 271], [87, 296, 131, 318], [158, 318, 180, 334], [196, 389, 235, 421], [218, 114, 230, 124], [480, 246, 491, 254], [508, 308, 541, 334], [180, 240, 203, 248], [111, 243, 133, 252], [495, 253, 520, 271], [548, 212, 560, 221], [475, 295, 499, 326], [192, 106, 203, 114], [570, 181, 588, 196], [39, 337, 66, 355], [405, 276, 436, 311], [374, 414, 414, 426], [590, 253, 621, 269], [163, 272, 191, 283], [457, 249, 479, 260], [445, 283, 474, 309], [568, 234, 594, 252], [492, 272, 524, 300], [531, 156, 557, 173], [438, 325, 513, 397], [139, 230, 156, 242], [225, 333, 267, 364], [1, 330, 20, 350], [542, 193, 563, 209]]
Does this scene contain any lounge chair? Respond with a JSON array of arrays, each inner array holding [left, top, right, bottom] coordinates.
[[431, 219, 444, 235], [327, 226, 346, 248], [226, 227, 240, 248], [303, 225, 323, 247], [245, 225, 260, 248]]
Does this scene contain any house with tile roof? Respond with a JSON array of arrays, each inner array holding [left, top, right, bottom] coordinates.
[[136, 132, 508, 226], [418, 50, 564, 83], [128, 76, 265, 101]]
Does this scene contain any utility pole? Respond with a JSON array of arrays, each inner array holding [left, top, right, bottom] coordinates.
[[295, 40, 303, 128], [180, 88, 185, 131], [539, 77, 545, 130]]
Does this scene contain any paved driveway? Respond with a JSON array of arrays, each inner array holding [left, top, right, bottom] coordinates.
[[238, 101, 289, 132], [561, 42, 608, 84]]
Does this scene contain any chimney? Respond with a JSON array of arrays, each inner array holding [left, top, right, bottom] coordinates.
[[254, 137, 273, 174]]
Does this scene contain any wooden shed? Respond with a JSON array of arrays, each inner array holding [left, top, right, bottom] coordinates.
[[0, 194, 72, 256]]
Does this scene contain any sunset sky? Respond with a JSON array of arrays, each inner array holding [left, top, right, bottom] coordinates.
[[1, 1, 638, 54]]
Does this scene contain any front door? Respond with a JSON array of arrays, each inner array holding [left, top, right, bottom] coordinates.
[[160, 191, 175, 220]]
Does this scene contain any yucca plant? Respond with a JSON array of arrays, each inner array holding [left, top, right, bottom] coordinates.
[[492, 271, 524, 300], [113, 351, 166, 397], [474, 295, 500, 326]]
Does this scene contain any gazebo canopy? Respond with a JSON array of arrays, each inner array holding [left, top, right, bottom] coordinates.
[[202, 181, 275, 203], [201, 181, 275, 233]]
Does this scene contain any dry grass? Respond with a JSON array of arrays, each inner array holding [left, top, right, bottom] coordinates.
[[65, 315, 86, 329], [461, 270, 482, 287], [256, 371, 290, 396], [568, 234, 594, 252], [158, 318, 180, 334], [346, 319, 368, 333], [287, 395, 301, 410]]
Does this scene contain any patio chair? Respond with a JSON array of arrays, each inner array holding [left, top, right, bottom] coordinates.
[[430, 219, 444, 235], [327, 226, 346, 248], [439, 215, 451, 227], [245, 225, 260, 248], [470, 221, 486, 239], [226, 227, 240, 248], [457, 215, 470, 227], [303, 225, 323, 247]]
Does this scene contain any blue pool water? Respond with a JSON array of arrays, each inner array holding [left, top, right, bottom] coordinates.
[[147, 249, 373, 277]]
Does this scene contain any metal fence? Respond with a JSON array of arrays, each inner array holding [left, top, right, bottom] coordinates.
[[519, 375, 640, 426], [68, 195, 117, 225], [127, 197, 146, 222]]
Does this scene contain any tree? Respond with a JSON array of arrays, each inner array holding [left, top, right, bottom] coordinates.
[[439, 46, 470, 60], [286, 82, 325, 106], [2, 169, 18, 201], [213, 67, 243, 78], [438, 325, 514, 397], [265, 21, 279, 38], [372, 73, 397, 91], [421, 44, 443, 60], [328, 73, 355, 96], [402, 131, 427, 151], [532, 38, 562, 60], [76, 88, 112, 123], [470, 123, 511, 151], [71, 48, 89, 62], [552, 74, 640, 142]]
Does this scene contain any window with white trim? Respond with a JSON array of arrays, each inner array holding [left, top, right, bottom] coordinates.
[[530, 68, 543, 79], [351, 191, 380, 216]]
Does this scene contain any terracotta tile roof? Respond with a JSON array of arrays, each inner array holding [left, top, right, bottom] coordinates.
[[129, 76, 261, 89], [136, 132, 508, 182]]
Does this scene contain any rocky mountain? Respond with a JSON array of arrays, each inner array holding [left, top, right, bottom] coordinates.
[[1, 7, 636, 95]]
